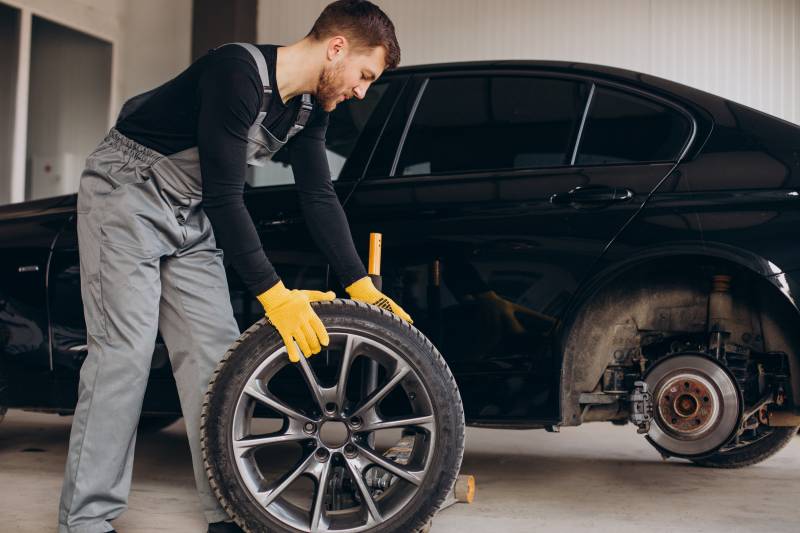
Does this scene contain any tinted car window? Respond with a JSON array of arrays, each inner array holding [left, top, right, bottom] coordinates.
[[246, 83, 389, 187], [396, 76, 588, 176], [576, 87, 691, 165]]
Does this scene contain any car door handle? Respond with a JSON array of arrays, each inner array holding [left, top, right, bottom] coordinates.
[[550, 186, 634, 206]]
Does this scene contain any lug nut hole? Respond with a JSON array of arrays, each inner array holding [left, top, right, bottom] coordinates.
[[315, 448, 330, 461]]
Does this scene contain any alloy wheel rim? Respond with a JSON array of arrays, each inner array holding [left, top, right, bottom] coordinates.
[[230, 330, 437, 532]]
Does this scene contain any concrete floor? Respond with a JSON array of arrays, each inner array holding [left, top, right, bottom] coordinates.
[[1, 410, 798, 532]]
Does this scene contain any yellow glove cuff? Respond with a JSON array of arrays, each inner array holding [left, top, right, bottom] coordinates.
[[344, 276, 377, 299], [256, 280, 290, 312]]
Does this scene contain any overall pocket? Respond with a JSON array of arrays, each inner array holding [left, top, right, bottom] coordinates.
[[77, 213, 108, 338]]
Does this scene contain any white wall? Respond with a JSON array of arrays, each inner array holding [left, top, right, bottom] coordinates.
[[2, 0, 192, 115], [26, 17, 112, 199], [257, 0, 800, 125], [118, 0, 193, 105], [0, 0, 193, 203], [0, 4, 20, 203]]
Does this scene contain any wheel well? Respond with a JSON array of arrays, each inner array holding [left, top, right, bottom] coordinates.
[[559, 255, 800, 425]]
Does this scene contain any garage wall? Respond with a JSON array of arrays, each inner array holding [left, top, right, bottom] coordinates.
[[25, 17, 112, 200], [0, 4, 20, 204], [257, 0, 800, 125], [1, 0, 192, 203], [119, 0, 193, 102], [1, 0, 192, 121]]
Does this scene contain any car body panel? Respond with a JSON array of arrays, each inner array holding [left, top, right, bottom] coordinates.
[[1, 60, 798, 429]]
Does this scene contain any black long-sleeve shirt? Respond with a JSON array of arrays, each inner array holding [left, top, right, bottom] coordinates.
[[116, 43, 367, 295]]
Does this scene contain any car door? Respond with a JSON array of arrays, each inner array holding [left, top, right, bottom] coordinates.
[[342, 70, 694, 424], [0, 208, 60, 410]]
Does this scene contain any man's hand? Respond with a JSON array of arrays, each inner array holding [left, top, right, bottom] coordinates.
[[345, 276, 413, 323], [256, 281, 335, 362]]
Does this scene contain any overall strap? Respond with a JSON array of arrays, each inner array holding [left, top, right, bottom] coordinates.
[[218, 42, 313, 133], [289, 94, 314, 137], [221, 42, 272, 112]]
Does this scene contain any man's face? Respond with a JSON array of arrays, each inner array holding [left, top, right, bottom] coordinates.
[[317, 44, 386, 112]]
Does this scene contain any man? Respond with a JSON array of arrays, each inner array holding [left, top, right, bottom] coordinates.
[[58, 1, 410, 532]]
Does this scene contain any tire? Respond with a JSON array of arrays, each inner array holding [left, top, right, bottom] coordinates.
[[201, 299, 465, 533], [691, 426, 799, 468], [0, 405, 6, 425], [138, 415, 180, 433]]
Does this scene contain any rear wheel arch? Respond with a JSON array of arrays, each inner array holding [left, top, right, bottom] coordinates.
[[558, 252, 800, 426]]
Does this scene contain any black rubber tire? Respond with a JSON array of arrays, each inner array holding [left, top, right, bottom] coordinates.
[[137, 415, 180, 433], [691, 426, 799, 468], [201, 299, 466, 533]]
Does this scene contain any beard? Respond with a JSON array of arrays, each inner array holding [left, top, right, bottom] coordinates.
[[316, 62, 345, 112]]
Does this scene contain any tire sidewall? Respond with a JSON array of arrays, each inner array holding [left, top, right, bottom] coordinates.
[[203, 300, 465, 533]]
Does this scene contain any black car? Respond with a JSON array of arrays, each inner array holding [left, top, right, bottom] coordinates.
[[2, 59, 800, 468]]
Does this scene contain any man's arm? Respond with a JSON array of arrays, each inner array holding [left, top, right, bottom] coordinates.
[[196, 57, 281, 295], [287, 106, 412, 323], [287, 109, 368, 289]]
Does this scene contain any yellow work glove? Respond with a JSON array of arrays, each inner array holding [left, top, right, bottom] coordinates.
[[345, 276, 413, 323], [256, 281, 335, 362]]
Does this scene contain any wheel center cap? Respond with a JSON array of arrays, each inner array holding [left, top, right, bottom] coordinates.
[[319, 420, 350, 448]]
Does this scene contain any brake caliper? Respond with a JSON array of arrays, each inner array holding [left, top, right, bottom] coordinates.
[[628, 380, 654, 434]]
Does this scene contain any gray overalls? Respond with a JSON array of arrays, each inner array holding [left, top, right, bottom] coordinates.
[[58, 43, 312, 533]]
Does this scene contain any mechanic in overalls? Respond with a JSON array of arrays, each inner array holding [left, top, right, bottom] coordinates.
[[57, 2, 407, 532]]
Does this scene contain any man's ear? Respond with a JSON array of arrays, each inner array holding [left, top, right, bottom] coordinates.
[[327, 35, 348, 61]]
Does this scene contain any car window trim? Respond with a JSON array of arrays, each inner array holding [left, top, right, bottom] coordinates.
[[390, 77, 429, 177], [570, 83, 596, 165]]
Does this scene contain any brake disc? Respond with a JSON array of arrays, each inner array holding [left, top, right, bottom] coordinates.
[[644, 353, 742, 458]]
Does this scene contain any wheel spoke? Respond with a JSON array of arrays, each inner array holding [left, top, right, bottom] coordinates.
[[233, 431, 308, 456], [344, 456, 383, 523], [335, 334, 358, 410], [349, 364, 411, 420], [310, 460, 332, 532], [355, 443, 424, 486], [258, 453, 316, 508], [297, 353, 327, 411], [362, 415, 434, 432], [244, 380, 314, 425]]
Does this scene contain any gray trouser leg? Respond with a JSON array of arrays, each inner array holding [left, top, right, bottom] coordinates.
[[158, 237, 241, 523], [58, 208, 162, 533]]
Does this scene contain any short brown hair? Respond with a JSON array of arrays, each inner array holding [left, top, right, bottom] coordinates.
[[308, 0, 401, 70]]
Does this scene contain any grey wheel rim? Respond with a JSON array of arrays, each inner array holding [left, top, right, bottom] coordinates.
[[231, 330, 437, 532]]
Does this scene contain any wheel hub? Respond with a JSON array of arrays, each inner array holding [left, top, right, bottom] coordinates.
[[319, 420, 350, 449], [645, 353, 742, 457], [657, 374, 718, 436]]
